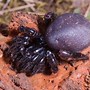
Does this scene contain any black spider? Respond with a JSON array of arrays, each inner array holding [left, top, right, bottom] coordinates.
[[4, 26, 58, 75], [0, 12, 90, 76]]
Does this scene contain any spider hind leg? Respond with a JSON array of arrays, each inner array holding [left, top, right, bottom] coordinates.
[[46, 50, 58, 73], [59, 50, 89, 61]]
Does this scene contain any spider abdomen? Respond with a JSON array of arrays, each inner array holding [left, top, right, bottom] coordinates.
[[45, 13, 90, 52]]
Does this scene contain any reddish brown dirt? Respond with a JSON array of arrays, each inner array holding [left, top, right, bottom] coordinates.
[[8, 12, 40, 37]]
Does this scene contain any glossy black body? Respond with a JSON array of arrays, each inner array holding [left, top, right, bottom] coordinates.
[[45, 13, 90, 52]]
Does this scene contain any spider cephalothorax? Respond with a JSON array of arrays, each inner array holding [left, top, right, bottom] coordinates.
[[4, 26, 58, 75]]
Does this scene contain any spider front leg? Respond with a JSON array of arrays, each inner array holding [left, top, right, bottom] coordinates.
[[19, 26, 47, 47], [59, 50, 89, 61], [18, 26, 40, 38], [46, 50, 58, 73]]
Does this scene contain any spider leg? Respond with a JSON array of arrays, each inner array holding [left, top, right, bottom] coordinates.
[[7, 40, 27, 63], [7, 37, 27, 55], [72, 52, 89, 60], [19, 49, 45, 74], [12, 45, 37, 65], [59, 50, 89, 61], [18, 26, 40, 38], [11, 55, 22, 69], [11, 51, 23, 63], [8, 45, 23, 63], [10, 45, 35, 71], [12, 34, 31, 45], [7, 43, 24, 58], [25, 45, 38, 56], [31, 57, 45, 75], [30, 50, 46, 75], [14, 45, 37, 70], [18, 26, 47, 46], [7, 34, 32, 56], [46, 50, 58, 73], [14, 46, 46, 75], [5, 44, 16, 55], [12, 45, 37, 63], [14, 56, 30, 72]]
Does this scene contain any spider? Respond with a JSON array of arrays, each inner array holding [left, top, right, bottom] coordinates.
[[0, 12, 90, 76]]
